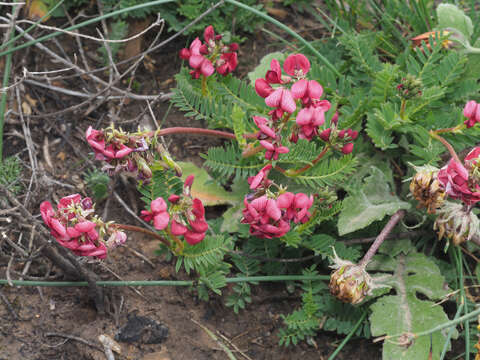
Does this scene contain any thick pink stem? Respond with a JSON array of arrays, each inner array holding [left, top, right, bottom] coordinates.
[[149, 127, 256, 140]]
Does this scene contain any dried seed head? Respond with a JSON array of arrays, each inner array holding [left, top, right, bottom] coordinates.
[[410, 168, 445, 214], [434, 202, 480, 246], [329, 264, 370, 304]]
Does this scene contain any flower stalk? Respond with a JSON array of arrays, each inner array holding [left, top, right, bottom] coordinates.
[[112, 223, 170, 247], [429, 130, 461, 164], [358, 210, 405, 268]]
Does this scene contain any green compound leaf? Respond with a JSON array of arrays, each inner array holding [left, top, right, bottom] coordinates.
[[247, 52, 286, 85], [436, 4, 473, 41], [368, 249, 455, 360], [337, 167, 410, 236]]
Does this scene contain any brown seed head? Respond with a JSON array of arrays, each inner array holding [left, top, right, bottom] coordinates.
[[410, 170, 445, 214], [329, 265, 369, 305]]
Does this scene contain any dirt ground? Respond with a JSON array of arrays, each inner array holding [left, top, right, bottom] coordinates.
[[0, 6, 388, 360]]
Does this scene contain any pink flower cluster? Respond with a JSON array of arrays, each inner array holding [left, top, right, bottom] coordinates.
[[141, 175, 208, 245], [242, 192, 313, 239], [179, 26, 238, 79], [252, 53, 357, 161], [463, 100, 480, 128], [40, 194, 126, 258], [242, 164, 314, 238], [438, 147, 480, 205], [86, 126, 155, 181], [319, 123, 358, 155]]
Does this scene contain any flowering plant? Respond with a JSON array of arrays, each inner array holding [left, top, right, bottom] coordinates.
[[34, 12, 480, 359]]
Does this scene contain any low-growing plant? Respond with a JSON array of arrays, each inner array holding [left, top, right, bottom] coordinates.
[[33, 3, 480, 360]]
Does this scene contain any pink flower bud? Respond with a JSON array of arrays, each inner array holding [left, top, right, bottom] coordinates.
[[331, 112, 339, 125], [319, 128, 332, 142], [341, 143, 354, 154]]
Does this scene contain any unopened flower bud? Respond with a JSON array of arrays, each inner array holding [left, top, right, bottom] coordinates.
[[319, 128, 331, 142], [331, 112, 339, 125], [341, 143, 354, 154]]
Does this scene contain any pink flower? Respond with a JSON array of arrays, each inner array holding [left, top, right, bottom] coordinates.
[[255, 78, 274, 98], [40, 194, 112, 259], [296, 106, 326, 140], [241, 195, 290, 238], [291, 79, 323, 105], [259, 140, 289, 160], [216, 52, 238, 76], [463, 100, 480, 128], [265, 88, 296, 113], [204, 25, 215, 43], [438, 159, 480, 205], [277, 192, 314, 223], [283, 54, 310, 77], [265, 59, 283, 84], [86, 126, 133, 160], [248, 164, 272, 190], [253, 116, 276, 139], [141, 197, 170, 230]]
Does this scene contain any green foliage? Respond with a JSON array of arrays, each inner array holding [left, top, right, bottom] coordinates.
[[338, 167, 410, 236], [84, 169, 110, 201], [368, 242, 456, 360], [175, 234, 232, 274], [0, 156, 22, 195], [279, 266, 368, 346], [138, 167, 183, 206]]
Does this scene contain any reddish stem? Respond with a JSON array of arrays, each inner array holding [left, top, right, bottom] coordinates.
[[112, 224, 170, 247], [358, 210, 405, 268], [290, 146, 330, 176], [429, 131, 461, 164], [148, 127, 257, 140]]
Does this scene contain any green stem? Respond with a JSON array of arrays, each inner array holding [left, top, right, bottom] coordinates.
[[0, 0, 65, 51], [400, 99, 406, 119], [382, 306, 480, 342], [0, 7, 18, 162], [439, 303, 464, 360], [328, 311, 367, 360], [0, 275, 330, 287], [224, 0, 341, 77], [457, 248, 470, 360], [0, 0, 176, 58]]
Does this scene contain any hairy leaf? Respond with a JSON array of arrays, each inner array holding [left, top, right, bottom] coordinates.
[[368, 248, 455, 360], [338, 167, 410, 235]]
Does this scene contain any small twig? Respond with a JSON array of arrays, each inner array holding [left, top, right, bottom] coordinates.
[[191, 318, 237, 360], [45, 332, 104, 353], [216, 331, 252, 360], [124, 246, 155, 268], [0, 288, 20, 320]]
